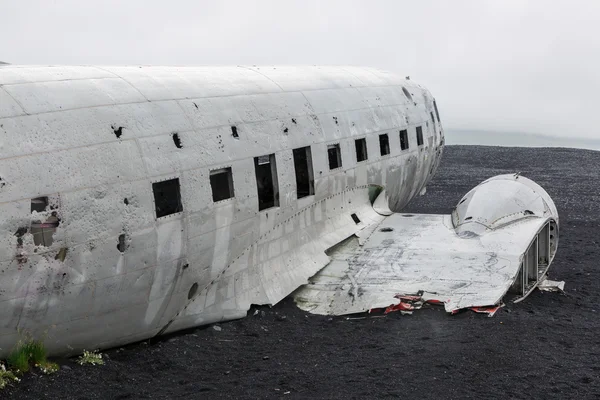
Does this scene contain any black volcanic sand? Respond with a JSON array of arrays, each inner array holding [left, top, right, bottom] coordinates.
[[4, 146, 600, 399]]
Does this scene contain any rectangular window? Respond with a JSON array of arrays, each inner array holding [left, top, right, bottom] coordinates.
[[400, 129, 409, 150], [355, 138, 368, 162], [433, 100, 441, 122], [327, 144, 342, 170], [254, 154, 279, 211], [153, 178, 183, 218], [379, 134, 390, 156], [430, 112, 436, 131], [416, 126, 424, 146], [293, 146, 315, 199], [210, 167, 234, 202]]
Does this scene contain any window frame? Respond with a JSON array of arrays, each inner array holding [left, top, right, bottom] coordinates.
[[416, 126, 424, 146], [209, 166, 235, 202], [292, 146, 315, 199], [379, 133, 390, 156], [152, 177, 184, 219], [327, 143, 343, 170], [399, 129, 409, 151], [354, 138, 368, 163]]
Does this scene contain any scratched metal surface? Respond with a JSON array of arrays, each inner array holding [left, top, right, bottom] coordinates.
[[0, 65, 443, 356]]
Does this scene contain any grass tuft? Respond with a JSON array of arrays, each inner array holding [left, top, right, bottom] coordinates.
[[77, 349, 104, 366], [7, 345, 30, 373]]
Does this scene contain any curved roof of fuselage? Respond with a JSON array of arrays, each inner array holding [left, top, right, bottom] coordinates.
[[0, 66, 435, 205], [0, 65, 427, 117]]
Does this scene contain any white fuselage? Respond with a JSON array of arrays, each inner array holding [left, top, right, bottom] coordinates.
[[0, 65, 443, 355]]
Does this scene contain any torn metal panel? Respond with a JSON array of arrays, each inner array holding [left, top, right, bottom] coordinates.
[[294, 174, 560, 316]]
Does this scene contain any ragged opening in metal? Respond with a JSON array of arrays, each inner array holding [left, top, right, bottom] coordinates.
[[292, 146, 315, 199], [30, 197, 59, 246], [255, 154, 279, 211], [172, 133, 182, 149]]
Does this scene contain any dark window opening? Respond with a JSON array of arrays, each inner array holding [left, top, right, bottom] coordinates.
[[379, 134, 390, 156], [355, 138, 368, 162], [433, 100, 441, 122], [416, 126, 424, 146], [327, 144, 342, 170], [30, 197, 59, 246], [430, 112, 436, 131], [255, 154, 279, 211], [293, 146, 315, 199], [172, 133, 182, 148], [153, 178, 183, 218], [351, 213, 361, 224], [400, 130, 409, 150], [210, 167, 235, 202], [231, 126, 239, 139], [31, 196, 48, 213]]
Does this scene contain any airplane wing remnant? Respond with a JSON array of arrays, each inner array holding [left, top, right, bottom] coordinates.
[[294, 174, 561, 316]]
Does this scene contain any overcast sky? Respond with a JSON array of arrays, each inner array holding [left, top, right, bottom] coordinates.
[[1, 1, 599, 139]]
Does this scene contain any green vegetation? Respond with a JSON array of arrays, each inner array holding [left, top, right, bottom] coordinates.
[[0, 364, 19, 389], [1, 337, 59, 390], [77, 350, 104, 366]]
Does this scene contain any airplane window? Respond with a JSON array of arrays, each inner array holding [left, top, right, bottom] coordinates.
[[400, 130, 409, 150], [379, 134, 390, 156], [292, 146, 315, 199], [255, 154, 280, 211], [153, 178, 183, 218], [210, 167, 235, 202], [430, 112, 436, 131], [327, 144, 342, 170], [416, 126, 424, 146], [433, 100, 441, 122], [355, 138, 368, 162]]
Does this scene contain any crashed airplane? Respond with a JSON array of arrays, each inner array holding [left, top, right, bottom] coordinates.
[[0, 65, 559, 356]]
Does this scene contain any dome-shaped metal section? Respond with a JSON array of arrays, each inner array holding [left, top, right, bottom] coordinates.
[[452, 173, 558, 236]]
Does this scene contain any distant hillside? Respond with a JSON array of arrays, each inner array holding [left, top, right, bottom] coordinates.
[[0, 61, 8, 65], [446, 129, 600, 151]]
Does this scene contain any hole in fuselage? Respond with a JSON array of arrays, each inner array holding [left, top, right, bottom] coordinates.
[[351, 213, 360, 224], [172, 133, 182, 149], [188, 283, 199, 299]]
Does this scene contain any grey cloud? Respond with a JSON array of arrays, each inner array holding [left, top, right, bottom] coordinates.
[[1, 0, 599, 138]]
